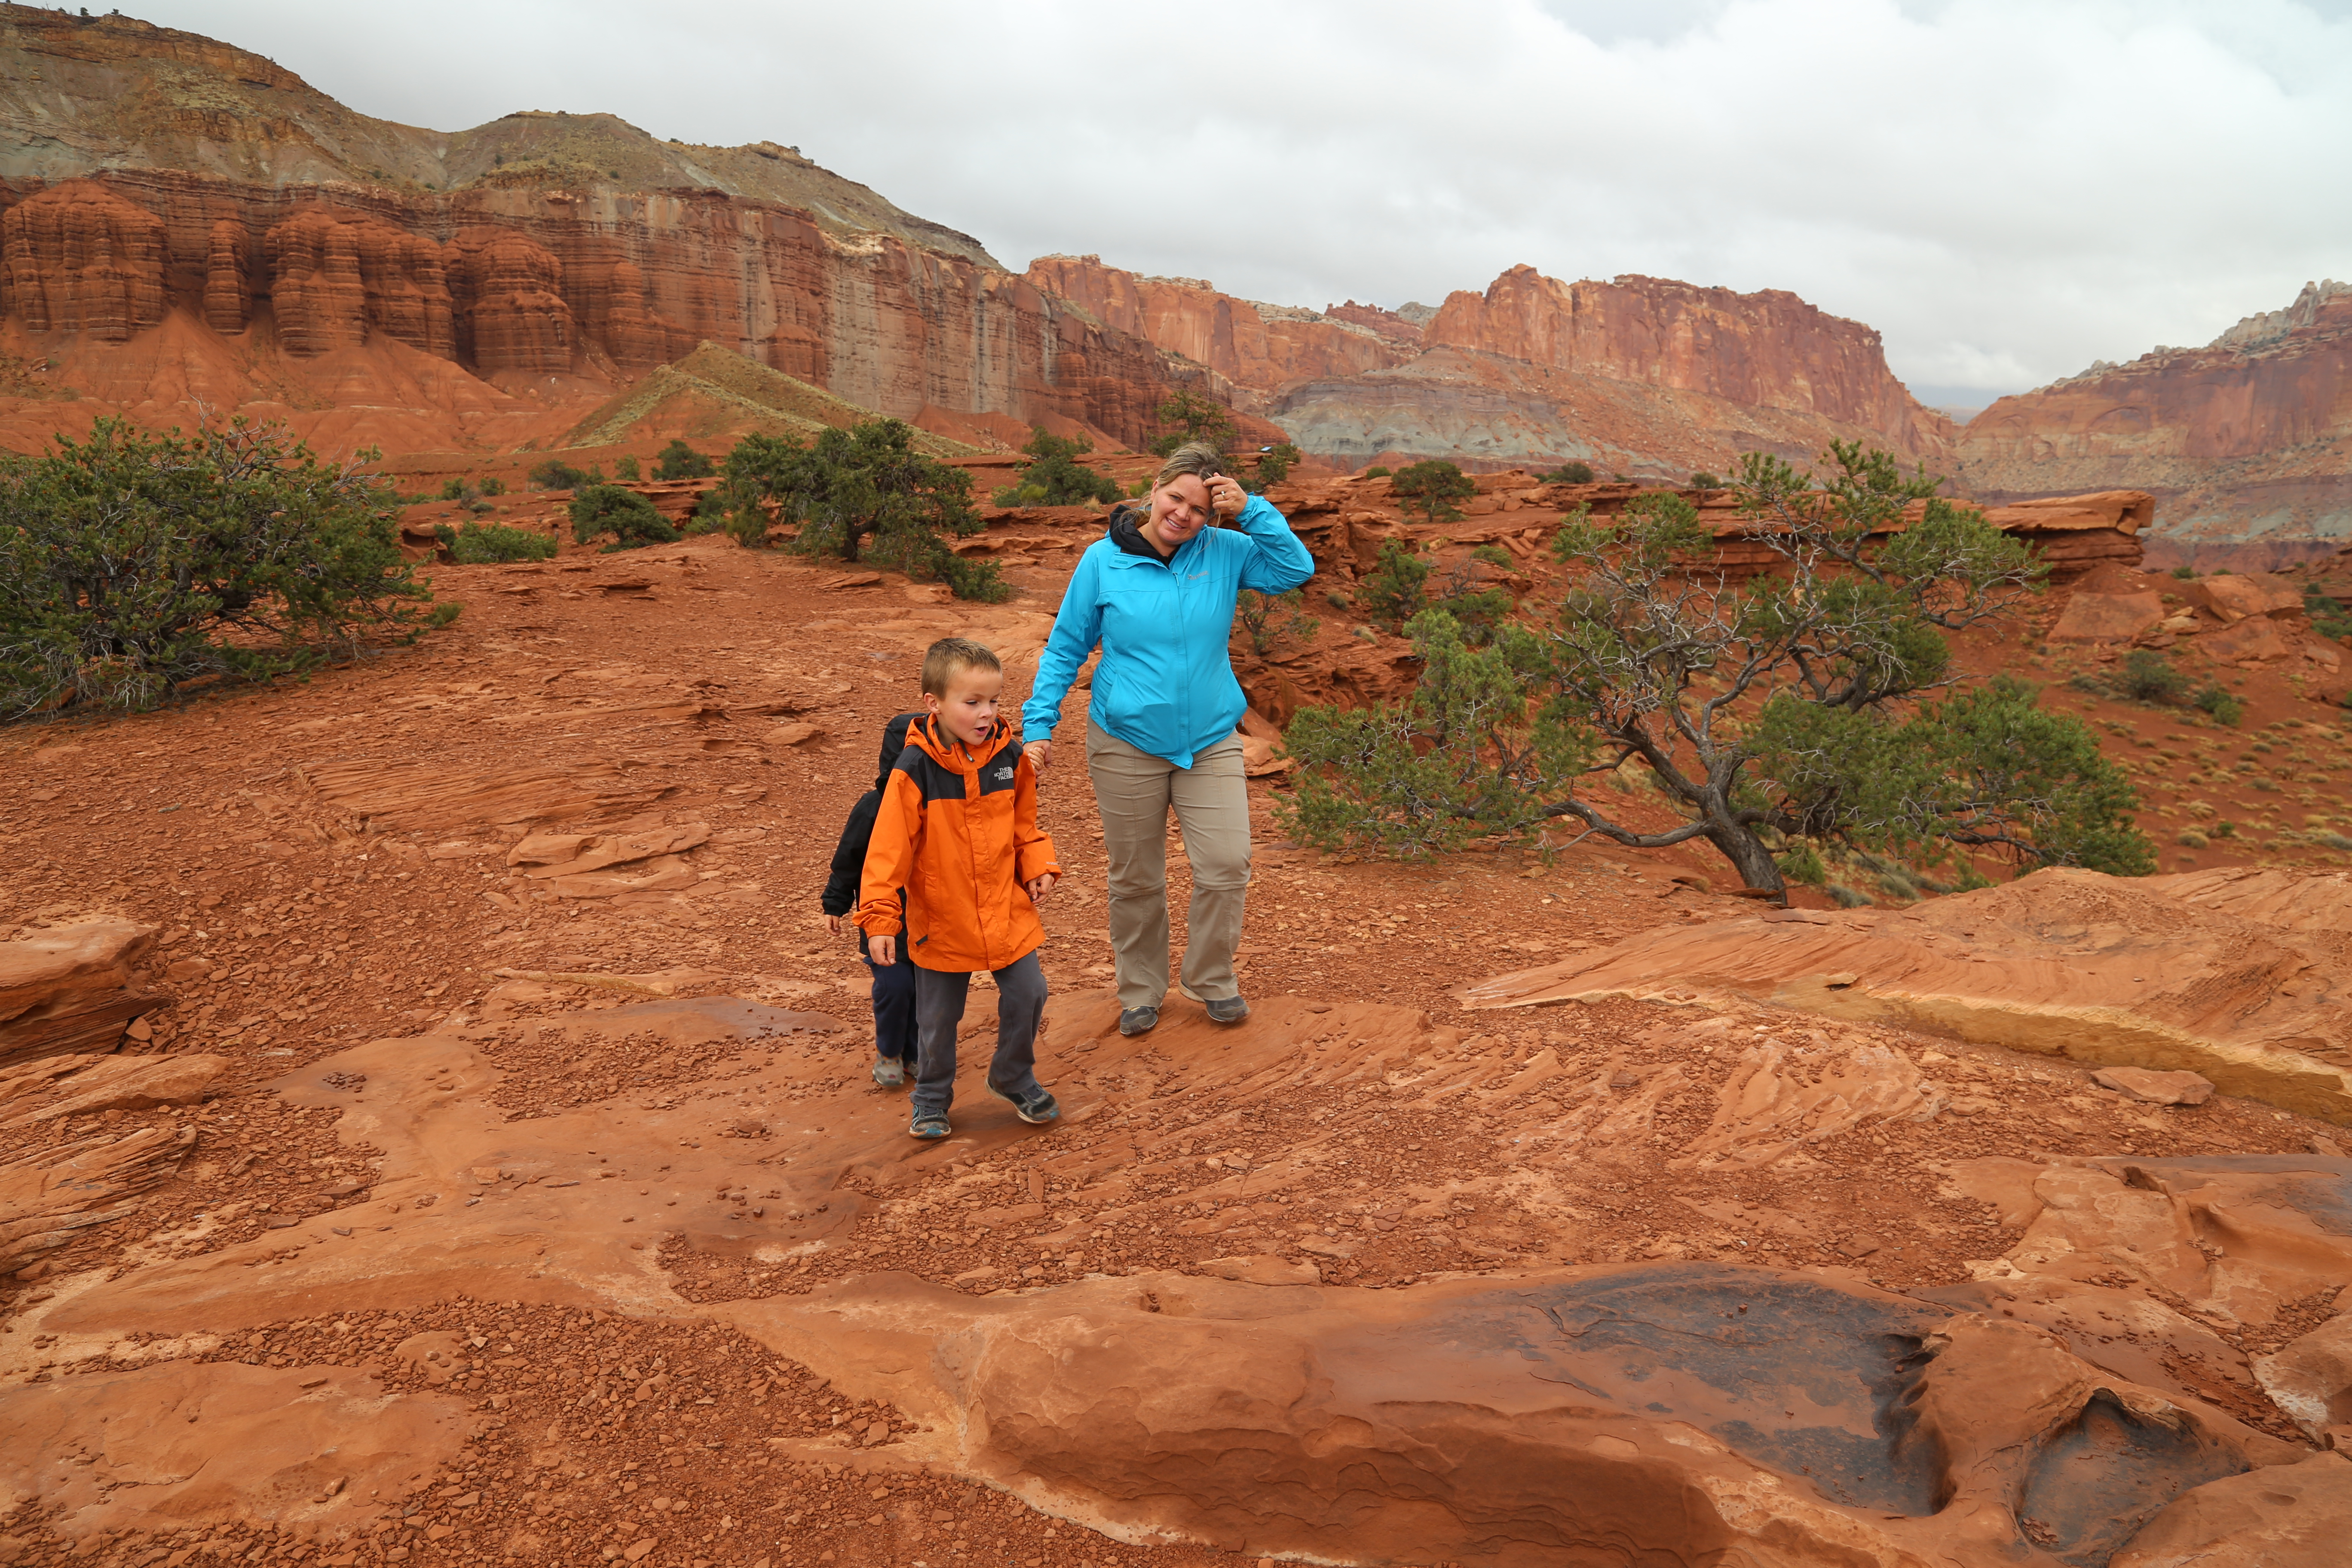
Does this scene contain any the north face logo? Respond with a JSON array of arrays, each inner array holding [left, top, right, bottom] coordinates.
[[994, 766, 1015, 781]]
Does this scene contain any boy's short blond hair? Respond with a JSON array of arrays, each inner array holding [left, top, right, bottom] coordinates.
[[921, 637, 1001, 698]]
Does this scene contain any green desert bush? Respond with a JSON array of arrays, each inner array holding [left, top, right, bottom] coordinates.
[[991, 428, 1121, 507], [1538, 460, 1596, 484], [1278, 442, 2150, 893], [1234, 588, 1319, 656], [653, 440, 714, 481], [0, 416, 451, 719], [1253, 442, 1302, 490], [1390, 459, 1478, 527], [2118, 649, 2190, 703], [720, 421, 1004, 600], [527, 458, 598, 490], [569, 485, 679, 551], [2193, 683, 2244, 726], [434, 521, 559, 564], [1147, 390, 1237, 459]]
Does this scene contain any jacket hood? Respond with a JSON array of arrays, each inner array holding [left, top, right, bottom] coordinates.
[[1108, 501, 1169, 561], [904, 713, 1018, 772], [874, 710, 922, 791]]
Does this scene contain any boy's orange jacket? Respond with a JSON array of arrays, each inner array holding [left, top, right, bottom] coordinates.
[[855, 717, 1060, 972]]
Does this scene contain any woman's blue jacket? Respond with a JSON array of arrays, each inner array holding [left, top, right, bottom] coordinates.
[[1021, 495, 1314, 768]]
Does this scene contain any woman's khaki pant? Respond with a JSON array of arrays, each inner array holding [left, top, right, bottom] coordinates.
[[1084, 721, 1250, 1011]]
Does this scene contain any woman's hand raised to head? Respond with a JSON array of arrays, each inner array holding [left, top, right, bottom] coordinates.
[[1209, 473, 1247, 519], [1023, 738, 1052, 774]]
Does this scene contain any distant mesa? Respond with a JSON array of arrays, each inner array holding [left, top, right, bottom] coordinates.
[[1957, 279, 2352, 567]]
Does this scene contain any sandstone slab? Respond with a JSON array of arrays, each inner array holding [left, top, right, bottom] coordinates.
[[1457, 866, 2352, 1123], [0, 1360, 468, 1537], [2095, 1065, 2216, 1105], [2110, 1450, 2352, 1568]]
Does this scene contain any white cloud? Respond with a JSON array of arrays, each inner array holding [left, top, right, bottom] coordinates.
[[135, 0, 2352, 395]]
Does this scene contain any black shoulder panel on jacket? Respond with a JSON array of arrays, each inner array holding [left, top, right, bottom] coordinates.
[[895, 747, 966, 802]]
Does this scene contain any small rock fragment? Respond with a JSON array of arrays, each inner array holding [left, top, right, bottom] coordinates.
[[2092, 1066, 2215, 1106]]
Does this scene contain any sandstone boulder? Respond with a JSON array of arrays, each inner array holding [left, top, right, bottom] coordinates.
[[2049, 588, 2165, 643], [0, 922, 162, 1069], [2185, 570, 2306, 623], [2255, 1316, 2352, 1440], [2200, 615, 2293, 662]]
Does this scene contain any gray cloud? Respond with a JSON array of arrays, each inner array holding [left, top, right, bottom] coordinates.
[[134, 0, 2352, 396]]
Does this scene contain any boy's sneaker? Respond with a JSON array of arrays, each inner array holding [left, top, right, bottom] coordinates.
[[987, 1079, 1060, 1125], [872, 1055, 906, 1090], [909, 1112, 951, 1140], [1177, 983, 1249, 1024], [1118, 1005, 1159, 1036]]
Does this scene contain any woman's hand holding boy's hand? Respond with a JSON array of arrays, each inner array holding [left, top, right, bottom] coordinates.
[[868, 933, 895, 968], [1026, 873, 1058, 904], [1023, 738, 1051, 774]]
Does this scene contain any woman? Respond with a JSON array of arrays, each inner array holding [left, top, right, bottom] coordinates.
[[1022, 442, 1314, 1035]]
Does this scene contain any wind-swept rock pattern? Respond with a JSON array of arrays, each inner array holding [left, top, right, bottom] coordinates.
[[1458, 866, 2352, 1123]]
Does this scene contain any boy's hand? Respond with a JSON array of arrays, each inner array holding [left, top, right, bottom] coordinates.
[[869, 933, 896, 968], [1025, 873, 1058, 904], [825, 914, 842, 937]]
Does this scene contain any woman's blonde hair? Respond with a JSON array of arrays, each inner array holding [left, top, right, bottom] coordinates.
[[1152, 441, 1225, 491]]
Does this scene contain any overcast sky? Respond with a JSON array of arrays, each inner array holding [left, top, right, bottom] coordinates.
[[136, 0, 2352, 404]]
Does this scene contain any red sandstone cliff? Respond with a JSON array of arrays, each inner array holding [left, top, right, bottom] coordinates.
[[1021, 255, 1953, 476], [1955, 280, 2352, 566], [0, 6, 996, 265], [1022, 255, 1417, 411], [1424, 266, 1951, 456], [0, 4, 1260, 456], [0, 170, 1227, 453]]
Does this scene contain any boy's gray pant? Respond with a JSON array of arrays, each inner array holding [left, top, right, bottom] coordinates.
[[911, 951, 1047, 1118]]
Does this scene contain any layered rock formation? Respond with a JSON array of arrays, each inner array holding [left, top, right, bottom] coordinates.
[[0, 168, 1234, 453], [1957, 280, 2352, 566], [0, 7, 1248, 454], [0, 5, 995, 264], [1029, 254, 1958, 477], [1460, 865, 2352, 1122], [1022, 254, 1417, 408], [0, 181, 165, 340], [1426, 266, 1953, 456]]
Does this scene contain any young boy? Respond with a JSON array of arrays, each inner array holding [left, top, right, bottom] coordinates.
[[821, 710, 923, 1089], [857, 637, 1062, 1140]]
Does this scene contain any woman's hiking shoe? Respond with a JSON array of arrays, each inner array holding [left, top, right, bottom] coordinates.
[[872, 1055, 906, 1090], [1118, 1005, 1160, 1036], [1177, 983, 1249, 1024], [909, 1112, 951, 1140], [988, 1080, 1060, 1125]]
